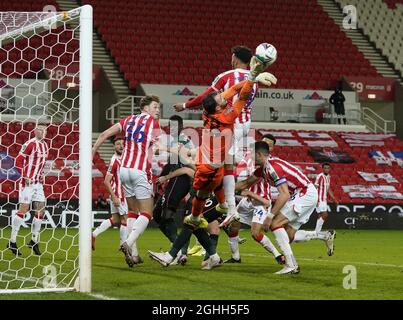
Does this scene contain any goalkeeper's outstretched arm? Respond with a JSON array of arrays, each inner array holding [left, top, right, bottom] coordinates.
[[92, 123, 121, 158]]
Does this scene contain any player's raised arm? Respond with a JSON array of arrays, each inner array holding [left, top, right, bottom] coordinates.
[[174, 87, 216, 112], [220, 58, 278, 122], [92, 122, 122, 158], [174, 46, 253, 112]]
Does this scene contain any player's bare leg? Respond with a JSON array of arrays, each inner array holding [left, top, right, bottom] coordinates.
[[8, 203, 30, 256], [270, 214, 299, 274]]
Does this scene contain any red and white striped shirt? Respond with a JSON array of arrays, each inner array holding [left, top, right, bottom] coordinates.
[[16, 138, 49, 185], [211, 69, 258, 124], [249, 178, 271, 201], [118, 113, 161, 177], [255, 156, 311, 194], [315, 173, 331, 203], [235, 155, 271, 200], [107, 153, 124, 201]]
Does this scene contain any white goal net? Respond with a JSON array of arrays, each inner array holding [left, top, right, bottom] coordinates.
[[0, 6, 92, 293]]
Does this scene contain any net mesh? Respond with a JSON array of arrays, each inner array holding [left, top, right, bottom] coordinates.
[[0, 9, 83, 292]]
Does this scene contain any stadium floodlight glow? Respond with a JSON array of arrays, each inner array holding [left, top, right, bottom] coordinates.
[[0, 5, 92, 294]]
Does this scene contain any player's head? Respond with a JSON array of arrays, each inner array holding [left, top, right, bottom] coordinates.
[[168, 115, 184, 134], [254, 141, 270, 166], [34, 124, 47, 140], [262, 134, 276, 152], [322, 162, 331, 175], [113, 136, 124, 155], [202, 92, 227, 115], [231, 45, 253, 68], [140, 95, 160, 119]]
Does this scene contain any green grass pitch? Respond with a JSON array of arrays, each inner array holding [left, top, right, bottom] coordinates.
[[1, 228, 403, 300]]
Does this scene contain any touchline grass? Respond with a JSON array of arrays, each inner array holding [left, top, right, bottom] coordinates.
[[1, 229, 402, 300]]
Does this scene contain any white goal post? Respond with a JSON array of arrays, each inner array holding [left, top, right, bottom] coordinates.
[[0, 5, 92, 293]]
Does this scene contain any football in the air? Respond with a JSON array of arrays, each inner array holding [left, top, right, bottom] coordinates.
[[255, 43, 277, 66]]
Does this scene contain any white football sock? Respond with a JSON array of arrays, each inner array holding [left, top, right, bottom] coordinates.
[[315, 217, 325, 233], [126, 217, 139, 256], [294, 230, 327, 242], [126, 214, 150, 247], [93, 218, 112, 237], [259, 235, 281, 257], [223, 174, 236, 209], [120, 223, 127, 245], [31, 217, 42, 243], [228, 236, 240, 260], [10, 214, 24, 243], [127, 216, 137, 232], [273, 228, 297, 268]]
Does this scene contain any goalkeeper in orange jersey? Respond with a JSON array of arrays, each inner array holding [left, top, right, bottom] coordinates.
[[148, 58, 277, 270], [188, 58, 277, 229]]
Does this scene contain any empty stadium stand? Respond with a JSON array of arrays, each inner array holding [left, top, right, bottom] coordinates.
[[336, 0, 403, 75], [82, 0, 379, 90]]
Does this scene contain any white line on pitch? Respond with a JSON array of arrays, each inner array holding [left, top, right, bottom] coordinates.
[[85, 292, 119, 300], [237, 253, 403, 269], [1, 272, 119, 299]]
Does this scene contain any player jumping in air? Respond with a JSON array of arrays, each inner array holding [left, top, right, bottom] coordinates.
[[8, 124, 49, 256], [174, 46, 260, 227], [92, 136, 132, 253], [148, 58, 277, 269], [92, 95, 161, 267]]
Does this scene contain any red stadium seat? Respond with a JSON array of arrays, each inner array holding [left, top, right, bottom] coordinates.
[[76, 0, 379, 89]]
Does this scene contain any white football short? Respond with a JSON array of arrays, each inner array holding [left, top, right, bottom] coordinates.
[[228, 120, 251, 163], [119, 167, 153, 200], [109, 198, 128, 216], [316, 201, 328, 213], [280, 183, 318, 230], [237, 197, 270, 226], [19, 182, 46, 204]]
